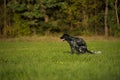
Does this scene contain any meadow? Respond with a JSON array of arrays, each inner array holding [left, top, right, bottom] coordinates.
[[0, 37, 120, 80]]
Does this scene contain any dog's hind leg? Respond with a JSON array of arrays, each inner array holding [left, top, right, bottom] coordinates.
[[75, 47, 82, 54]]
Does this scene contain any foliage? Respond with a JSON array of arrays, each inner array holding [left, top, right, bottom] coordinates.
[[0, 0, 120, 37]]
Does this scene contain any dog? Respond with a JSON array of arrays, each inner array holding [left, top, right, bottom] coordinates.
[[60, 34, 93, 54]]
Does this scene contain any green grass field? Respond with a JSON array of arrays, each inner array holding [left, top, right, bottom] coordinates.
[[0, 39, 120, 80]]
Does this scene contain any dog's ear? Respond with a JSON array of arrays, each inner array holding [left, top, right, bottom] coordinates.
[[63, 33, 70, 37]]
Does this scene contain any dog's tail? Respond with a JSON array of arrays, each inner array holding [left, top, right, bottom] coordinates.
[[86, 49, 94, 54], [87, 49, 102, 54]]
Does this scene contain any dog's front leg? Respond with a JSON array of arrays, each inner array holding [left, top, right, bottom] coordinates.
[[70, 46, 75, 54]]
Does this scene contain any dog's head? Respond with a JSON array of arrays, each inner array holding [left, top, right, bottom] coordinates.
[[60, 34, 70, 41]]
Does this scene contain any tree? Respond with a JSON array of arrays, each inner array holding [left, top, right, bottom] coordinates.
[[0, 0, 4, 35], [3, 0, 7, 36], [115, 0, 119, 27], [104, 0, 109, 37], [40, 1, 48, 23]]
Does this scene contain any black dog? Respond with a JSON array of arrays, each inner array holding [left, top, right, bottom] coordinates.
[[60, 34, 93, 54]]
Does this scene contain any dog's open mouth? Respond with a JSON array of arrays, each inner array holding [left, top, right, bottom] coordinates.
[[61, 39, 65, 41], [60, 37, 65, 41]]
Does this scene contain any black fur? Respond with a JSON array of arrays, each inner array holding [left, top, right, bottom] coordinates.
[[60, 34, 93, 54]]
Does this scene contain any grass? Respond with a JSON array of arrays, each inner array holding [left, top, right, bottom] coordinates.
[[0, 38, 120, 80]]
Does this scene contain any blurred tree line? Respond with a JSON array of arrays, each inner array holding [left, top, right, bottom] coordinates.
[[0, 0, 120, 37]]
